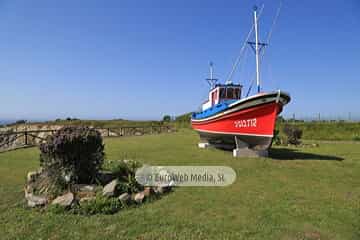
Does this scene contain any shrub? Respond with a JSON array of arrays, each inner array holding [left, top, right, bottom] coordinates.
[[163, 115, 171, 122], [272, 129, 281, 145], [277, 116, 285, 123], [283, 124, 303, 145], [39, 126, 105, 184], [353, 135, 360, 141], [175, 113, 191, 128], [73, 196, 123, 215], [104, 160, 143, 194]]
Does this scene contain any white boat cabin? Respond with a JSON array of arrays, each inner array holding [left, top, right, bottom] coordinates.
[[202, 84, 243, 111]]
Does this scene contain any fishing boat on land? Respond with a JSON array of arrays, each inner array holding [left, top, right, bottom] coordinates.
[[191, 6, 291, 156]]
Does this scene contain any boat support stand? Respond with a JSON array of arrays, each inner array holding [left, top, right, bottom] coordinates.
[[233, 136, 268, 158], [198, 137, 210, 149]]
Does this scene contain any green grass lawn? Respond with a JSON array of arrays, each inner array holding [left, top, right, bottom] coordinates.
[[0, 129, 359, 239]]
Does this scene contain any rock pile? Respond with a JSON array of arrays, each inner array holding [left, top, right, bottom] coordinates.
[[23, 126, 172, 214], [24, 163, 172, 211]]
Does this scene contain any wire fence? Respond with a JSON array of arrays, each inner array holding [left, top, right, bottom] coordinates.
[[282, 112, 360, 122]]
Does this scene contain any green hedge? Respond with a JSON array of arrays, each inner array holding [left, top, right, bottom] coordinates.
[[277, 122, 360, 141]]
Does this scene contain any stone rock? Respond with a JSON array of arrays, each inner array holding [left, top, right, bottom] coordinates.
[[25, 189, 47, 207], [25, 184, 33, 194], [76, 190, 96, 199], [102, 179, 118, 197], [154, 186, 165, 194], [133, 192, 145, 203], [73, 184, 97, 199], [168, 180, 175, 187], [118, 193, 130, 203], [73, 184, 96, 192], [52, 192, 74, 207], [153, 184, 172, 195], [27, 171, 38, 182], [79, 196, 96, 204], [26, 168, 43, 183]]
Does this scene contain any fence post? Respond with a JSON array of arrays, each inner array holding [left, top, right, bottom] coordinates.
[[107, 128, 110, 137], [25, 131, 28, 145]]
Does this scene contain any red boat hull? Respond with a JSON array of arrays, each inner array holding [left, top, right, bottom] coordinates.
[[191, 95, 287, 150]]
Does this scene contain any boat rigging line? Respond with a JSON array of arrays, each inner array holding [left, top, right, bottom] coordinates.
[[225, 4, 265, 84], [245, 1, 283, 97]]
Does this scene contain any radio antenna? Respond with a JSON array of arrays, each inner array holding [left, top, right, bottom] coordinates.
[[206, 61, 218, 89]]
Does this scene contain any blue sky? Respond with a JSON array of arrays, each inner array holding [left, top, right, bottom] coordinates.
[[0, 0, 359, 121]]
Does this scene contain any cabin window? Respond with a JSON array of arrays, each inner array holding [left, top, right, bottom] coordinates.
[[226, 88, 234, 99], [219, 88, 225, 98], [234, 88, 240, 99], [218, 87, 241, 100]]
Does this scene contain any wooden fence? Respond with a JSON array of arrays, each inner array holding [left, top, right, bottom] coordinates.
[[0, 125, 174, 152]]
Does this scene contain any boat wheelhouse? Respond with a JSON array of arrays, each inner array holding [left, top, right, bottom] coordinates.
[[199, 83, 242, 114]]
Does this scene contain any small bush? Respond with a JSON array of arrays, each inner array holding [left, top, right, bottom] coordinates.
[[272, 130, 281, 145], [73, 196, 123, 215], [39, 126, 105, 184], [104, 160, 143, 194], [162, 115, 171, 122], [283, 124, 303, 145], [353, 135, 360, 141], [175, 113, 191, 128]]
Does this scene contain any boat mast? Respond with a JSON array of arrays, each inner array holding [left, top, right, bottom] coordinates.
[[206, 61, 218, 89], [254, 6, 261, 93], [246, 2, 282, 97]]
